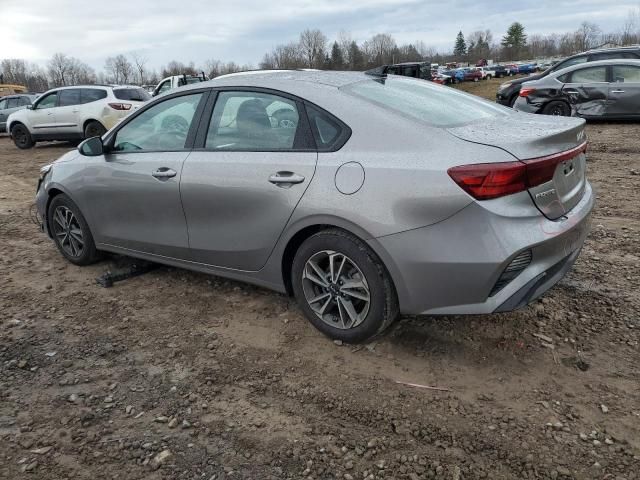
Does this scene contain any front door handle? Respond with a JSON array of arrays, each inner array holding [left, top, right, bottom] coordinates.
[[152, 168, 177, 179], [611, 90, 625, 94], [268, 171, 305, 187], [564, 89, 580, 94]]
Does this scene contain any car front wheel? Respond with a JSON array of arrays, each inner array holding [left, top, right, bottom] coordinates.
[[84, 120, 106, 139], [11, 124, 35, 149], [291, 229, 399, 343], [48, 194, 101, 266]]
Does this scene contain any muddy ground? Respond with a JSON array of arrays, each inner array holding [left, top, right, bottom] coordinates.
[[0, 111, 639, 479]]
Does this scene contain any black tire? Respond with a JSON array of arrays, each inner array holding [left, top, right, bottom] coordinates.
[[542, 101, 571, 117], [291, 229, 399, 343], [47, 194, 101, 266], [509, 94, 519, 107], [486, 75, 492, 80], [84, 120, 106, 139], [11, 124, 35, 149]]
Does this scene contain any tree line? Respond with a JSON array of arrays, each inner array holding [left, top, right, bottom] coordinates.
[[2, 7, 640, 92]]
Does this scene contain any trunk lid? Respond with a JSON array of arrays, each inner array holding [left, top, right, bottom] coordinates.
[[447, 114, 587, 219]]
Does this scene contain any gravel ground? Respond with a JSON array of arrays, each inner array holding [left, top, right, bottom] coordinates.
[[0, 117, 639, 480]]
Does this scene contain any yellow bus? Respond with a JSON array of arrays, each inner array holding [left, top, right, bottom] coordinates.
[[0, 84, 28, 98]]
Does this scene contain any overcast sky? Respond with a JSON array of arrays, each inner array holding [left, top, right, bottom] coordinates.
[[1, 0, 635, 71]]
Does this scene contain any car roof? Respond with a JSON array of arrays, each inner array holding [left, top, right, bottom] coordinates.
[[586, 45, 640, 54], [549, 58, 640, 76], [1, 93, 37, 99]]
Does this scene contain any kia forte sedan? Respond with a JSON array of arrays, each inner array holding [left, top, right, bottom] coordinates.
[[35, 71, 593, 343]]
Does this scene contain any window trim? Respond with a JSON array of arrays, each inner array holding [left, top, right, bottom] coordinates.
[[192, 86, 317, 153], [103, 88, 211, 154], [566, 65, 610, 84]]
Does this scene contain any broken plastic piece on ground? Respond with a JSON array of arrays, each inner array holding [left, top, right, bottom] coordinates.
[[96, 260, 159, 288]]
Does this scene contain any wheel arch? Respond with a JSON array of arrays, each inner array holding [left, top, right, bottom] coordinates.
[[278, 217, 402, 300], [83, 118, 105, 132]]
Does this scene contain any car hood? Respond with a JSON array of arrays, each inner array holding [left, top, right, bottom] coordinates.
[[53, 149, 81, 164], [446, 112, 586, 160]]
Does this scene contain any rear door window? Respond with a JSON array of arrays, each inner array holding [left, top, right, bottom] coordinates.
[[58, 89, 82, 107], [81, 89, 108, 103], [6, 98, 20, 108], [0, 99, 7, 110], [612, 65, 640, 83], [569, 66, 608, 83]]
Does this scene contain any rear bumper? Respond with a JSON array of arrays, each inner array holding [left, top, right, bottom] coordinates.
[[513, 98, 543, 114], [369, 182, 594, 315]]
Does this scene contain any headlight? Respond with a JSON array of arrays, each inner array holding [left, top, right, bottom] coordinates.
[[39, 164, 52, 181]]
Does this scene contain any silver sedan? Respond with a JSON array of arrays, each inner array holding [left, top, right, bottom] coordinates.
[[35, 71, 594, 342]]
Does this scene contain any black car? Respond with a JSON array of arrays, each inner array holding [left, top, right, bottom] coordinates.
[[513, 59, 640, 119], [496, 46, 640, 106], [368, 62, 432, 81], [492, 65, 511, 78]]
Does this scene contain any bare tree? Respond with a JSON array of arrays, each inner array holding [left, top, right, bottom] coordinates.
[[130, 51, 148, 85], [362, 33, 397, 66], [1, 59, 49, 91], [105, 55, 133, 84], [160, 60, 197, 78], [575, 21, 602, 51], [260, 42, 305, 69], [299, 29, 327, 68], [47, 53, 95, 87]]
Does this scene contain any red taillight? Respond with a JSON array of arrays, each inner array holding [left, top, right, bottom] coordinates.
[[448, 141, 587, 200], [519, 87, 536, 97], [108, 103, 132, 111], [523, 141, 587, 187], [447, 162, 527, 200]]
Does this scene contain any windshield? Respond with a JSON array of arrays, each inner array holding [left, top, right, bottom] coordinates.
[[114, 88, 151, 102], [340, 76, 509, 127]]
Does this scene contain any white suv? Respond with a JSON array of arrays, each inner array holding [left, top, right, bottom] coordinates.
[[7, 85, 150, 149]]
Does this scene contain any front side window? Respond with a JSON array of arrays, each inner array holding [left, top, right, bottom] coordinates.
[[157, 80, 172, 95], [81, 89, 108, 104], [35, 92, 58, 110], [206, 91, 299, 150], [58, 89, 82, 107], [113, 93, 203, 152], [570, 66, 607, 83], [612, 65, 640, 83], [341, 76, 509, 127], [19, 96, 33, 106]]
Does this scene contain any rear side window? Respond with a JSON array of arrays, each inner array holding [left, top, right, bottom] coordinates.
[[306, 105, 349, 151], [59, 89, 82, 107], [612, 65, 640, 83], [81, 89, 108, 103], [341, 76, 508, 127], [569, 66, 607, 83], [6, 98, 21, 108], [113, 88, 151, 102]]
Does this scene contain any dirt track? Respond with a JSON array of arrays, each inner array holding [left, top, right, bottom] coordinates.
[[0, 117, 639, 479]]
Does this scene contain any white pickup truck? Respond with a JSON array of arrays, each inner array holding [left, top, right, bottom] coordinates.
[[152, 73, 208, 97], [474, 66, 496, 80]]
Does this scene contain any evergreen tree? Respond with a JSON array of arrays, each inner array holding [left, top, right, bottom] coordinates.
[[348, 41, 364, 70], [453, 31, 467, 58], [330, 41, 345, 70], [501, 22, 527, 59]]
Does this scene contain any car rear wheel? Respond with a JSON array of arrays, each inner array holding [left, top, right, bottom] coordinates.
[[48, 194, 101, 266], [84, 120, 106, 139], [291, 229, 399, 343], [542, 101, 571, 117], [11, 124, 35, 149]]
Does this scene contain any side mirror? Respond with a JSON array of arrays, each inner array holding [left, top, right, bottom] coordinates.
[[26, 105, 33, 110], [78, 136, 105, 156]]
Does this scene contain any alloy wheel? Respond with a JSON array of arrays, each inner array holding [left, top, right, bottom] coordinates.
[[52, 206, 85, 257], [301, 250, 371, 330]]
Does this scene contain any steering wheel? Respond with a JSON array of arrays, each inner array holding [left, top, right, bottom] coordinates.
[[271, 109, 298, 129], [161, 115, 189, 136]]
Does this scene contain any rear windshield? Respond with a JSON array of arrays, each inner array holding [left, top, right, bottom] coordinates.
[[113, 88, 151, 102], [340, 76, 509, 127]]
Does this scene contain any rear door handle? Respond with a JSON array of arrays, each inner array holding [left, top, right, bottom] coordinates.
[[152, 168, 177, 179], [611, 90, 625, 94], [564, 89, 580, 94], [268, 171, 305, 187]]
